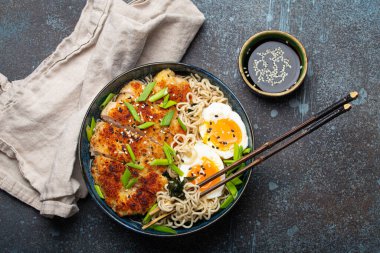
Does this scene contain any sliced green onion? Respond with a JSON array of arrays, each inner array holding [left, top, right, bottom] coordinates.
[[86, 125, 93, 141], [90, 117, 96, 130], [142, 203, 158, 224], [136, 82, 156, 102], [137, 122, 155, 130], [223, 159, 235, 165], [239, 145, 243, 157], [163, 142, 175, 155], [126, 144, 135, 163], [243, 147, 251, 155], [163, 94, 170, 106], [149, 87, 168, 102], [150, 225, 177, 235], [220, 195, 234, 209], [169, 163, 184, 177], [126, 162, 144, 170], [160, 110, 175, 126], [163, 145, 173, 164], [94, 185, 104, 199], [100, 93, 116, 109], [226, 162, 245, 177], [231, 177, 243, 186], [121, 168, 131, 188], [125, 178, 138, 189], [150, 159, 170, 166], [159, 100, 177, 109], [124, 102, 141, 122], [86, 117, 96, 141], [226, 181, 238, 199], [177, 117, 187, 131], [233, 143, 240, 161]]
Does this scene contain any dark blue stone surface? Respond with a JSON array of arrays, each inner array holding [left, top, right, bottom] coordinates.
[[0, 0, 379, 252]]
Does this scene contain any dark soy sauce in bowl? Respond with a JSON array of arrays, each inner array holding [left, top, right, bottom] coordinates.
[[247, 41, 301, 93]]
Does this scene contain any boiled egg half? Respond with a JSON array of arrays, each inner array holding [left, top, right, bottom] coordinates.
[[199, 102, 248, 159], [180, 142, 225, 199]]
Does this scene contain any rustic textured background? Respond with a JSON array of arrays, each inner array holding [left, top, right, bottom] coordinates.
[[0, 0, 379, 252]]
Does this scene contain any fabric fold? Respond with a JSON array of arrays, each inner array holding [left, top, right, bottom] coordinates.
[[0, 0, 204, 218]]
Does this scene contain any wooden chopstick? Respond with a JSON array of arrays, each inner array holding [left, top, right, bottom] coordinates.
[[142, 92, 358, 229], [199, 103, 353, 197], [198, 91, 358, 188]]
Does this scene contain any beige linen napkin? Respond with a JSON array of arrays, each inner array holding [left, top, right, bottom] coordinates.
[[0, 0, 204, 218]]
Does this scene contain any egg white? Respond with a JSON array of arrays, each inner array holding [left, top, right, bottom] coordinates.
[[199, 103, 248, 159], [179, 142, 225, 199]]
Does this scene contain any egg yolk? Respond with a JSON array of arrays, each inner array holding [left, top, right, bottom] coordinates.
[[203, 118, 242, 151], [187, 157, 221, 192]]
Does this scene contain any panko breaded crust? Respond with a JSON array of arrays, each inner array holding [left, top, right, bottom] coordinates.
[[90, 69, 191, 217], [90, 121, 165, 163], [91, 156, 167, 215], [101, 82, 186, 144]]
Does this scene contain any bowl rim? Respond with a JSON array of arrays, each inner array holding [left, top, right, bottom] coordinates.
[[78, 62, 254, 237], [238, 30, 308, 97]]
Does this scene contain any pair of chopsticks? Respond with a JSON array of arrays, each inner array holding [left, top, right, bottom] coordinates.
[[142, 91, 358, 229]]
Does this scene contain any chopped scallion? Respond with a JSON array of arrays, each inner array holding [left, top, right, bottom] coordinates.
[[148, 87, 168, 102], [137, 122, 155, 130], [159, 100, 177, 109], [226, 181, 238, 199], [243, 147, 251, 155], [126, 162, 144, 170], [160, 110, 175, 126], [233, 143, 240, 161], [150, 159, 170, 166], [231, 177, 243, 186], [86, 125, 93, 141], [121, 168, 131, 188], [177, 117, 187, 131], [142, 203, 158, 224], [163, 94, 170, 106], [136, 82, 156, 102], [124, 102, 141, 122], [94, 185, 104, 199], [125, 178, 138, 189], [126, 144, 135, 163], [169, 163, 184, 177], [220, 194, 234, 209], [163, 145, 173, 164], [90, 117, 96, 131], [100, 93, 116, 109], [150, 225, 177, 234]]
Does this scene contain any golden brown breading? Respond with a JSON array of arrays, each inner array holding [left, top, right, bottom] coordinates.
[[91, 156, 167, 216], [101, 91, 186, 145], [90, 121, 165, 163]]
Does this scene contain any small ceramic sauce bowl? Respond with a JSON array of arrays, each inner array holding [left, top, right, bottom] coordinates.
[[238, 30, 308, 97]]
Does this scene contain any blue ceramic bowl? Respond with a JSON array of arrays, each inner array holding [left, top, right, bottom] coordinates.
[[78, 62, 254, 237]]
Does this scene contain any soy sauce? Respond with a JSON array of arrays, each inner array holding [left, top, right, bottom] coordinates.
[[247, 41, 301, 93]]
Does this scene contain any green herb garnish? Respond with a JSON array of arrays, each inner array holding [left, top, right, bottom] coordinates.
[[137, 122, 155, 130], [125, 178, 138, 189], [220, 195, 234, 209], [124, 102, 141, 122], [149, 159, 170, 166], [149, 87, 168, 102], [177, 117, 187, 131], [94, 185, 104, 199], [160, 110, 175, 126], [100, 93, 115, 109], [136, 82, 156, 102], [121, 168, 131, 188], [126, 162, 144, 170], [150, 225, 177, 234], [126, 144, 135, 163]]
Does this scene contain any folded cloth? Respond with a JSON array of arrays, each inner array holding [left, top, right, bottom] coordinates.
[[0, 0, 204, 218]]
